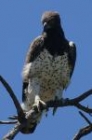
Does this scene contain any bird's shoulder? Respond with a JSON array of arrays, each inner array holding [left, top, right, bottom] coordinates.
[[68, 41, 76, 77], [68, 41, 76, 61], [25, 34, 46, 63]]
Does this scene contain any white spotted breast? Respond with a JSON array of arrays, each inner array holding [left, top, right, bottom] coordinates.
[[28, 49, 71, 90]]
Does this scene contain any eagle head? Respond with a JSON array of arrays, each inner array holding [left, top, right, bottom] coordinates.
[[41, 11, 61, 31]]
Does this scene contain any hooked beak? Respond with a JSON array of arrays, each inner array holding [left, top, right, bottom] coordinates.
[[43, 22, 51, 30]]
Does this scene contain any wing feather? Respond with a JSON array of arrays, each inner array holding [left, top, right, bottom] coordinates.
[[22, 35, 45, 102], [25, 35, 45, 63]]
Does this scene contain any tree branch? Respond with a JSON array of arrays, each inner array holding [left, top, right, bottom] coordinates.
[[0, 75, 92, 140], [3, 122, 23, 140], [79, 111, 92, 125], [0, 75, 25, 123], [73, 125, 92, 140], [73, 112, 92, 140], [70, 89, 92, 103], [2, 98, 92, 140], [2, 110, 42, 140], [0, 120, 17, 124]]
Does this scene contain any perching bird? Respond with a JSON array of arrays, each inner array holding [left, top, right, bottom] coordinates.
[[21, 11, 76, 133]]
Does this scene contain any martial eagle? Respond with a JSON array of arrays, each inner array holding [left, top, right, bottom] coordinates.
[[21, 11, 76, 133]]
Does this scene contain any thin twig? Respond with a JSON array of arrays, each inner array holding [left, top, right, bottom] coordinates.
[[79, 111, 92, 125], [8, 115, 18, 120], [0, 120, 17, 124], [75, 103, 92, 114]]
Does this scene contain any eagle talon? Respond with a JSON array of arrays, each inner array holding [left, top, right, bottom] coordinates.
[[33, 99, 46, 112]]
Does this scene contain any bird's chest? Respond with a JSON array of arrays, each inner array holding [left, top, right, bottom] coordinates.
[[30, 49, 71, 90]]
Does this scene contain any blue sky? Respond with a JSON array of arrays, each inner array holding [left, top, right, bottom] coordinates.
[[0, 1, 92, 140]]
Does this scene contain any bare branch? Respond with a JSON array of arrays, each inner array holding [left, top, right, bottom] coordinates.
[[0, 120, 17, 124], [8, 115, 18, 120], [0, 75, 92, 139], [2, 109, 41, 140], [79, 111, 92, 125], [46, 98, 92, 114], [73, 125, 92, 140], [46, 89, 92, 109], [0, 75, 25, 122], [73, 112, 92, 140], [75, 103, 92, 114], [2, 97, 92, 140], [2, 122, 23, 140], [70, 89, 92, 103]]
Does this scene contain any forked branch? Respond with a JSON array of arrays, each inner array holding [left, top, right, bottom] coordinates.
[[0, 75, 92, 140], [0, 75, 25, 123], [73, 112, 92, 140]]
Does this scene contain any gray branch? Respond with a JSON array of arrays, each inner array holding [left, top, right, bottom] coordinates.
[[72, 111, 92, 140], [0, 75, 92, 140]]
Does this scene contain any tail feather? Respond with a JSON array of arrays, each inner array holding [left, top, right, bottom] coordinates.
[[21, 102, 42, 134], [20, 109, 42, 134], [20, 122, 37, 134]]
